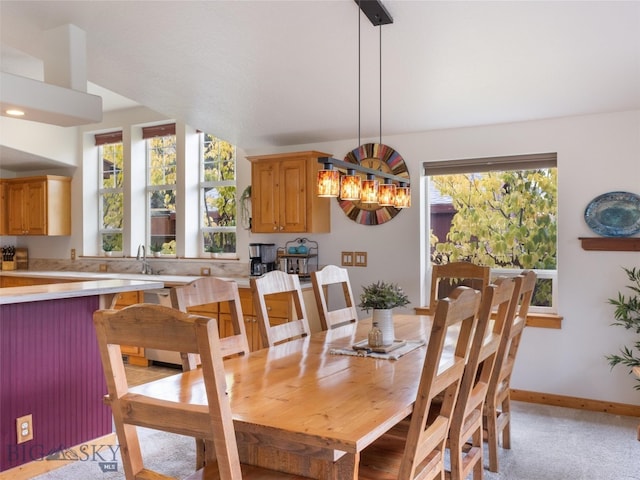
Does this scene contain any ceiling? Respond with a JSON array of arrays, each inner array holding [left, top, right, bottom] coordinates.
[[1, 1, 639, 169]]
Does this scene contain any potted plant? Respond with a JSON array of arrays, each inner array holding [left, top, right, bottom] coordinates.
[[150, 243, 162, 257], [606, 266, 640, 391], [359, 281, 410, 345], [102, 240, 114, 257], [205, 244, 222, 258]]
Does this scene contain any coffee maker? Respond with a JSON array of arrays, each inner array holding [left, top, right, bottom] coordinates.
[[249, 243, 277, 276]]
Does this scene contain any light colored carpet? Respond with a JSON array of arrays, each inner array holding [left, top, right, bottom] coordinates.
[[33, 401, 639, 480]]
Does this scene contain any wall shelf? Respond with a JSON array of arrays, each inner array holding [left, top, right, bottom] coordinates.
[[579, 237, 640, 252]]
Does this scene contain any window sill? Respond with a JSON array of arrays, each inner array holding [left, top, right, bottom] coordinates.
[[525, 312, 562, 329]]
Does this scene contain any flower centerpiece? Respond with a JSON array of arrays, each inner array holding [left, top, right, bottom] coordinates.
[[359, 281, 410, 346]]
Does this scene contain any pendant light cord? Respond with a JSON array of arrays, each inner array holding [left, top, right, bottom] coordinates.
[[358, 0, 361, 148], [379, 24, 382, 145]]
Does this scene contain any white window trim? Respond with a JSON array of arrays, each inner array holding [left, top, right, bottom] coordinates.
[[423, 152, 558, 314]]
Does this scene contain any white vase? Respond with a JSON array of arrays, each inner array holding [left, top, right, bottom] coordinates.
[[373, 309, 394, 346]]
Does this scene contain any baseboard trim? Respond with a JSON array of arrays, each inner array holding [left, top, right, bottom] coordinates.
[[0, 433, 117, 480], [511, 389, 640, 417]]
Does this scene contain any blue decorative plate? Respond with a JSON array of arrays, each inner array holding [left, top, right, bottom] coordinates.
[[584, 191, 640, 237]]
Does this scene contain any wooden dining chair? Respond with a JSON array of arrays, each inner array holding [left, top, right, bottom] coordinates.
[[171, 276, 250, 368], [359, 286, 482, 480], [310, 264, 358, 330], [446, 276, 516, 480], [484, 270, 537, 472], [94, 304, 311, 480], [250, 270, 311, 347], [416, 261, 491, 315], [170, 276, 250, 469]]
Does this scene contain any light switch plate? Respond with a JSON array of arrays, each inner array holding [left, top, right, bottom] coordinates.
[[354, 251, 367, 267], [341, 251, 354, 266]]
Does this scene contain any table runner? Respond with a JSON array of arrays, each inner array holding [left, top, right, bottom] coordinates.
[[329, 339, 425, 360]]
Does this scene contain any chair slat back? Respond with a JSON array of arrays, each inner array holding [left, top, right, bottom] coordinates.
[[398, 286, 482, 479], [250, 270, 311, 347], [311, 265, 358, 330], [428, 262, 491, 314], [467, 277, 517, 406], [446, 277, 516, 476], [93, 304, 243, 479], [492, 270, 537, 389], [171, 277, 250, 369]]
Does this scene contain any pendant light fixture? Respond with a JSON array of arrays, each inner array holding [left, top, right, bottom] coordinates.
[[340, 168, 362, 200], [317, 162, 340, 197], [360, 174, 379, 203], [378, 179, 396, 206], [394, 182, 411, 208], [315, 0, 411, 209]]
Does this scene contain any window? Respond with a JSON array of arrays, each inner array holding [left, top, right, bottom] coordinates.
[[424, 153, 558, 312], [96, 131, 123, 253], [144, 124, 177, 255], [200, 133, 237, 255]]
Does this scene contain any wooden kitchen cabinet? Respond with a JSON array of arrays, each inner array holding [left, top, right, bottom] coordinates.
[[6, 175, 71, 235], [111, 290, 149, 366], [247, 151, 332, 233], [0, 179, 7, 236]]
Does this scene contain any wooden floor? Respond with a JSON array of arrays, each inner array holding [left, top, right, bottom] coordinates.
[[124, 361, 182, 387]]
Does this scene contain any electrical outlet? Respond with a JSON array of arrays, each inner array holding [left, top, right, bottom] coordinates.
[[200, 267, 211, 276], [70, 248, 76, 260], [99, 264, 108, 272], [16, 414, 33, 444]]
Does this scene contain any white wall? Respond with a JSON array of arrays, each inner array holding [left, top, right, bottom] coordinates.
[[247, 110, 640, 406], [3, 108, 639, 405]]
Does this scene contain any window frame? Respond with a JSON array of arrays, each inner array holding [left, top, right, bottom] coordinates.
[[423, 152, 558, 314], [199, 132, 237, 257], [145, 127, 178, 255], [96, 132, 124, 254]]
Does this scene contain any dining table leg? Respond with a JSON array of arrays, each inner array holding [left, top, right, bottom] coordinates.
[[332, 451, 359, 480]]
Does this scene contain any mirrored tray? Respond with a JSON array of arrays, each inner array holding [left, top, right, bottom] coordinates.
[[584, 191, 640, 237]]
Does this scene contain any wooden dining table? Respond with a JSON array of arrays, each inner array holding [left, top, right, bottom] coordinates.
[[130, 314, 435, 480]]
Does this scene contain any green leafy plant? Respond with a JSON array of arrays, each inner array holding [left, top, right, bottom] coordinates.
[[102, 240, 114, 252], [359, 281, 410, 312], [606, 266, 640, 390], [149, 242, 162, 253]]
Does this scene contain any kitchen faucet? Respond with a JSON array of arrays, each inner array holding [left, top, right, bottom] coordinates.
[[136, 244, 153, 274]]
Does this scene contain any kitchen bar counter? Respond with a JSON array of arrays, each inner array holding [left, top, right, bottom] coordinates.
[[0, 276, 163, 473], [0, 270, 252, 288], [0, 278, 163, 305]]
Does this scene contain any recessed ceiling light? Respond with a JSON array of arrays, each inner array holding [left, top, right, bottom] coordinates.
[[6, 109, 25, 116]]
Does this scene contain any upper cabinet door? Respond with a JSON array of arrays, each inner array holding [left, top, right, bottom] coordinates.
[[248, 151, 332, 234], [251, 161, 280, 232], [5, 176, 71, 236], [279, 158, 306, 232]]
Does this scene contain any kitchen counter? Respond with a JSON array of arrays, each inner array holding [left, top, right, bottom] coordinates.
[[0, 276, 167, 471], [0, 278, 164, 305], [0, 270, 252, 288], [0, 270, 314, 289]]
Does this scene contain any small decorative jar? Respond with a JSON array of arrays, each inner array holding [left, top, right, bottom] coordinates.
[[368, 321, 383, 348]]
